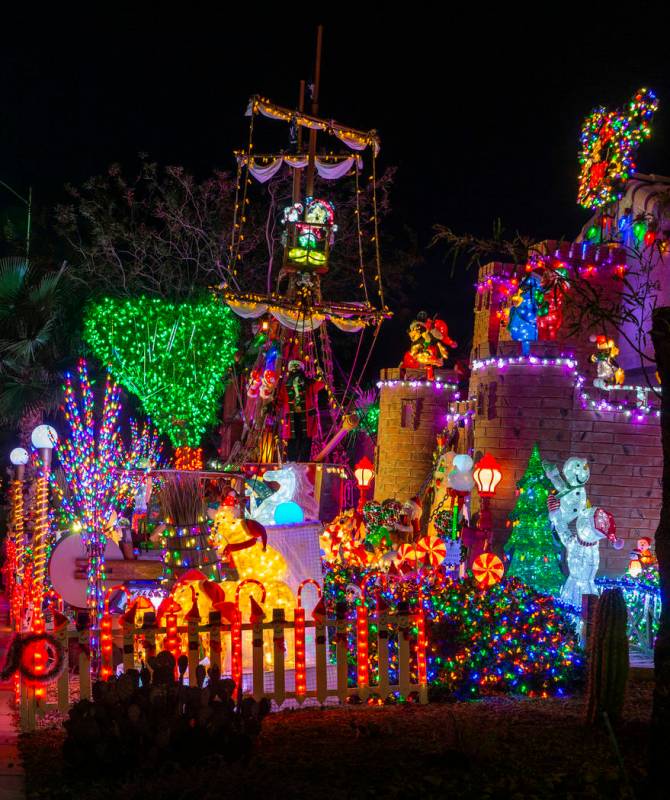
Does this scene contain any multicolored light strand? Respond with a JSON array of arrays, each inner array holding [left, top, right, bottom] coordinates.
[[55, 361, 141, 637], [578, 88, 658, 209]]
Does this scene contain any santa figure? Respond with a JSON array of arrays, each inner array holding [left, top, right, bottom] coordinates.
[[277, 360, 324, 462]]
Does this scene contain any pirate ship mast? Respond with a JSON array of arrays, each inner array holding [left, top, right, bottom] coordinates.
[[220, 27, 390, 464]]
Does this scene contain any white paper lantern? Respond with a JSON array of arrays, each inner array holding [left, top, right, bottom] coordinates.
[[31, 424, 58, 449]]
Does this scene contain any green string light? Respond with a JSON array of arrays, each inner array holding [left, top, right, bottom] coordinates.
[[83, 295, 239, 447]]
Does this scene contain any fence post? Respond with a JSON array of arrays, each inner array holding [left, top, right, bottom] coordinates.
[[53, 616, 69, 712], [209, 611, 222, 673], [272, 608, 286, 706], [187, 618, 200, 686], [77, 612, 92, 701], [20, 677, 35, 732], [377, 597, 390, 700], [251, 618, 264, 702], [581, 594, 598, 653], [335, 602, 348, 704], [356, 604, 369, 701], [314, 605, 328, 706], [397, 601, 410, 699]]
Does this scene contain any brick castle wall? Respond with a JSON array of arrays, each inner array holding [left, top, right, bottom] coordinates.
[[374, 368, 459, 502], [470, 342, 661, 576]]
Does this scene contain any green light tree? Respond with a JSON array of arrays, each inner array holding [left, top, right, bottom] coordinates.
[[83, 295, 239, 452], [505, 444, 563, 595]]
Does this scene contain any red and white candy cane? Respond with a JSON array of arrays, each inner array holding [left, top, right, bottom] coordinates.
[[297, 578, 322, 608]]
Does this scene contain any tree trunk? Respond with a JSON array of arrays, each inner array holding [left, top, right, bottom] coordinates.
[[650, 307, 670, 791], [18, 406, 44, 449]]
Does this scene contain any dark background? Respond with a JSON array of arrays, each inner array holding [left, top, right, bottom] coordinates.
[[2, 19, 669, 375]]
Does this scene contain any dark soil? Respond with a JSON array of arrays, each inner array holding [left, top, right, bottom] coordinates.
[[21, 680, 653, 799]]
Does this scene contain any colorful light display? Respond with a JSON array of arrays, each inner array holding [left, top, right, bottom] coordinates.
[[505, 445, 563, 596], [323, 566, 583, 698], [577, 88, 658, 209], [55, 361, 141, 632], [83, 295, 239, 448]]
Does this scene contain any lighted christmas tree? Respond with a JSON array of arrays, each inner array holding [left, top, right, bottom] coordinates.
[[505, 444, 563, 595]]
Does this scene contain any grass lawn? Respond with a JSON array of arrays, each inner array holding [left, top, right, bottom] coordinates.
[[20, 679, 652, 799]]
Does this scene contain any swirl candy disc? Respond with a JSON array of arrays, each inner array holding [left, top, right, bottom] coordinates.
[[471, 552, 504, 588]]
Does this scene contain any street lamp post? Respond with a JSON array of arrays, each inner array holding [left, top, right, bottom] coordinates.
[[354, 456, 375, 514], [461, 453, 503, 571]]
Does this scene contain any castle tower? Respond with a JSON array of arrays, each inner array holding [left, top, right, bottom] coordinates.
[[374, 367, 460, 501], [468, 243, 662, 576]]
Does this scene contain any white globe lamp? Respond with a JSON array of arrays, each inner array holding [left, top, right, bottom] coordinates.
[[31, 425, 58, 450], [10, 447, 29, 466]]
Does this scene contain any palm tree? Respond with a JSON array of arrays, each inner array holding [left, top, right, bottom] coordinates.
[[0, 258, 68, 444]]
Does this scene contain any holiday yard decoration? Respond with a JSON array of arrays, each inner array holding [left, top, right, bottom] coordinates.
[[578, 87, 658, 209], [54, 360, 143, 633], [544, 457, 623, 607], [323, 565, 584, 699], [83, 295, 239, 462], [505, 444, 564, 596], [401, 311, 457, 380], [506, 273, 546, 355]]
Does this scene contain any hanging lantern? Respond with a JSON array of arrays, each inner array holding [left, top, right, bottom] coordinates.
[[473, 453, 502, 498]]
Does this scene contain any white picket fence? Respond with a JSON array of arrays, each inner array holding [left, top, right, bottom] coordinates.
[[19, 602, 429, 731]]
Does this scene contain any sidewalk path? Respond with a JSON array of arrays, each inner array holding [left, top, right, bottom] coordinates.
[[0, 595, 25, 800]]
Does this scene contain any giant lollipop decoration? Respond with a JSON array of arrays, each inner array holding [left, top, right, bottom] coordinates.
[[471, 552, 504, 589]]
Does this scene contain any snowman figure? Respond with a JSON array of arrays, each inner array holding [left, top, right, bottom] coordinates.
[[544, 457, 622, 606]]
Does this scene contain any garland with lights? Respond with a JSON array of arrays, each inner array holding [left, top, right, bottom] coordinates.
[[83, 295, 239, 454]]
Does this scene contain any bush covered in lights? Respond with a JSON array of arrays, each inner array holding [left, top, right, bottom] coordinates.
[[83, 295, 239, 448], [324, 565, 584, 699]]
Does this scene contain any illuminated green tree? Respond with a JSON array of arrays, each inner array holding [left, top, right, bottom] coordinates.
[[83, 295, 239, 448], [505, 444, 563, 596]]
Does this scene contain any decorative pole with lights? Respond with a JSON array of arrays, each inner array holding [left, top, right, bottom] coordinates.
[[8, 448, 29, 627], [30, 425, 58, 624], [354, 456, 375, 513]]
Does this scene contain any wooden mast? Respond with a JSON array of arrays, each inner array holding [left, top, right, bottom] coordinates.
[[305, 25, 323, 198], [292, 80, 306, 205]]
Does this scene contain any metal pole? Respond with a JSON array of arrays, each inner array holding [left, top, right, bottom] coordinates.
[[26, 186, 32, 259]]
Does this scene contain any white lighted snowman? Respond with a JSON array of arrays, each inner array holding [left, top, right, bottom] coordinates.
[[544, 457, 622, 607]]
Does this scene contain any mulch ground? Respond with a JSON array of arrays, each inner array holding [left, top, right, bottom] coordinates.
[[20, 680, 653, 800]]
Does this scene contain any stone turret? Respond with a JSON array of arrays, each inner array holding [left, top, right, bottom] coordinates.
[[374, 367, 460, 501]]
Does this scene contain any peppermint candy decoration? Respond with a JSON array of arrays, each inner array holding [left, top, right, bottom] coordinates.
[[471, 552, 505, 589], [415, 535, 447, 568]]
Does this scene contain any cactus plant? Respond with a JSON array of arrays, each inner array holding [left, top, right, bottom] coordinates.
[[585, 587, 629, 725]]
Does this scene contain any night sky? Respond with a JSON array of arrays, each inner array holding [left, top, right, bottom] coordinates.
[[2, 21, 670, 375]]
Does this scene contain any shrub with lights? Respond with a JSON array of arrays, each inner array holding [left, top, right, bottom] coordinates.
[[323, 565, 584, 699], [83, 295, 239, 466]]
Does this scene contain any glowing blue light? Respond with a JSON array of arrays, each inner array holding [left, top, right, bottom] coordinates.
[[274, 501, 304, 525]]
